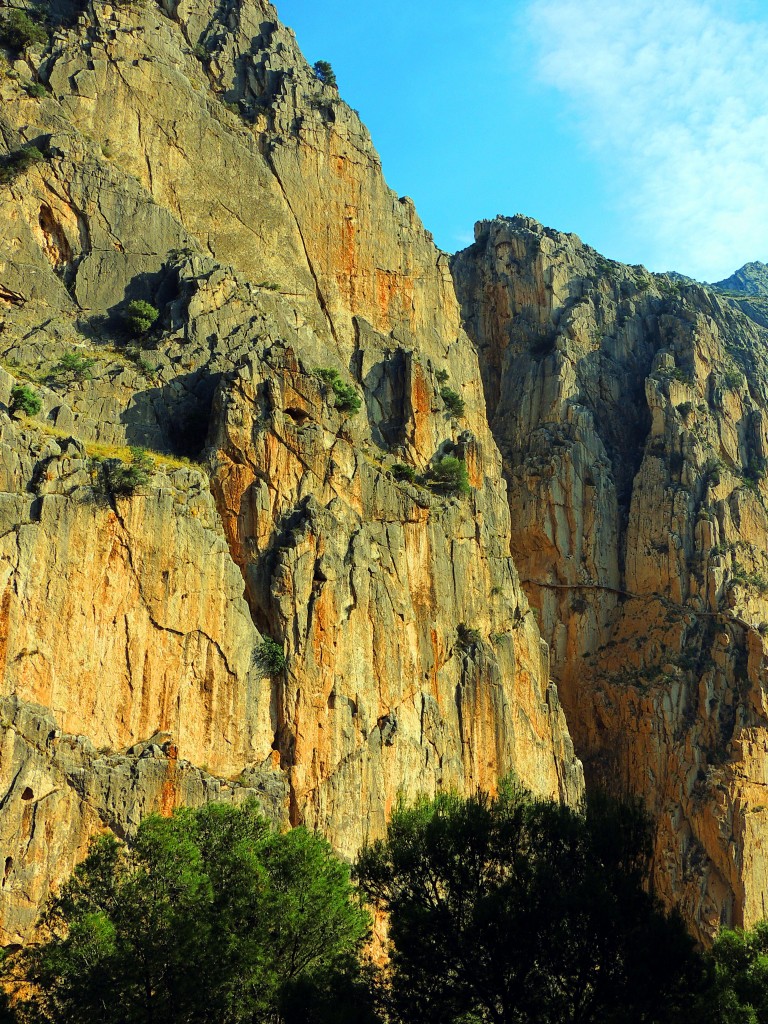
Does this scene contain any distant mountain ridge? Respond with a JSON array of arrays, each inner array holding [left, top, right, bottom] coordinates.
[[712, 261, 768, 297], [660, 262, 768, 330], [661, 261, 768, 297]]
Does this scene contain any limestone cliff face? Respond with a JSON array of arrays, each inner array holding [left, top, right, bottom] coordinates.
[[0, 2, 581, 940], [453, 216, 768, 942]]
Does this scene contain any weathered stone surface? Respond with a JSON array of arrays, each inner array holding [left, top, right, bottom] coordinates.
[[0, 0, 582, 941], [0, 416, 273, 777], [208, 349, 581, 857], [453, 215, 768, 942], [0, 694, 286, 946]]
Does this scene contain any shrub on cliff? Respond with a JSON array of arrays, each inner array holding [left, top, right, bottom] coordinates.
[[9, 383, 41, 416], [0, 145, 45, 185], [355, 785, 705, 1024], [424, 455, 470, 496], [257, 635, 287, 675], [98, 446, 154, 495], [123, 300, 159, 336], [391, 462, 416, 483], [439, 385, 465, 418], [54, 351, 96, 380], [455, 622, 481, 653], [313, 60, 337, 88], [17, 802, 370, 1024], [0, 10, 47, 51], [315, 368, 362, 414]]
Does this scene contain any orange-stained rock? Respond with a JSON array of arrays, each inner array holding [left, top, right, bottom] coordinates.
[[453, 215, 768, 942], [0, 1, 582, 942]]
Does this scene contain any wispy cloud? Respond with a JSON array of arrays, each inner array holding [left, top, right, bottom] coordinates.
[[525, 0, 768, 279]]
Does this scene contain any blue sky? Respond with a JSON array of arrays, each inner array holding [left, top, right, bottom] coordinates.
[[276, 0, 768, 281]]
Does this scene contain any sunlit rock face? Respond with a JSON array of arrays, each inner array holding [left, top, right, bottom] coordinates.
[[0, 1, 581, 941], [453, 215, 768, 942]]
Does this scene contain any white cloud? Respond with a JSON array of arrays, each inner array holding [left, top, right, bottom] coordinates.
[[525, 0, 768, 279]]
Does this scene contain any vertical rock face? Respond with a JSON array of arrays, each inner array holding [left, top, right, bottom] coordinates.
[[0, 2, 581, 939], [11, 0, 768, 952], [208, 349, 581, 858], [453, 215, 768, 942]]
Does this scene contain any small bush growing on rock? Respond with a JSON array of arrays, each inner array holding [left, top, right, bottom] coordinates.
[[435, 368, 449, 384], [456, 623, 481, 652], [0, 9, 47, 50], [55, 351, 96, 380], [123, 300, 159, 336], [744, 456, 766, 490], [220, 99, 241, 116], [731, 560, 768, 594], [391, 462, 416, 483], [102, 446, 154, 495], [313, 60, 337, 87], [0, 144, 45, 185], [315, 368, 362, 414], [677, 401, 693, 419], [10, 383, 42, 416], [425, 455, 470, 496], [722, 366, 744, 390], [135, 356, 158, 378], [258, 636, 286, 675], [24, 81, 47, 98], [439, 385, 465, 418]]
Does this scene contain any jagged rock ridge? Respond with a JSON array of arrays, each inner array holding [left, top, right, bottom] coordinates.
[[712, 261, 768, 297]]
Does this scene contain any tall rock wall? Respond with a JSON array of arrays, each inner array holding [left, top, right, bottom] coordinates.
[[0, 2, 581, 941], [453, 216, 768, 942]]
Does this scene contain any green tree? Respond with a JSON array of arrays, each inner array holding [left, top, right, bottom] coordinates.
[[123, 300, 159, 336], [313, 60, 337, 88], [19, 801, 370, 1024], [439, 385, 465, 418], [315, 368, 362, 414], [425, 455, 470, 496], [700, 920, 768, 1023], [100, 446, 154, 495], [355, 784, 705, 1024], [55, 351, 96, 380], [0, 10, 47, 50], [0, 145, 45, 185], [257, 635, 287, 675], [9, 384, 42, 417]]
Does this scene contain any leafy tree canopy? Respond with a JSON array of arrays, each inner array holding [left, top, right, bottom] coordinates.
[[313, 60, 337, 88], [355, 782, 705, 1024], [13, 801, 370, 1024], [700, 920, 768, 1023]]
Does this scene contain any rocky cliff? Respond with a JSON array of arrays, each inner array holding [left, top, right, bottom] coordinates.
[[0, 0, 582, 944], [3, 0, 768, 951], [452, 216, 768, 942]]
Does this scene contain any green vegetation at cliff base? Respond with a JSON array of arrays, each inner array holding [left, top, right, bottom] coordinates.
[[2, 787, 767, 1024]]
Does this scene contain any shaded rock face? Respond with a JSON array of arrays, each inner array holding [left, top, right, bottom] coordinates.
[[453, 216, 768, 942], [0, 3, 582, 939]]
